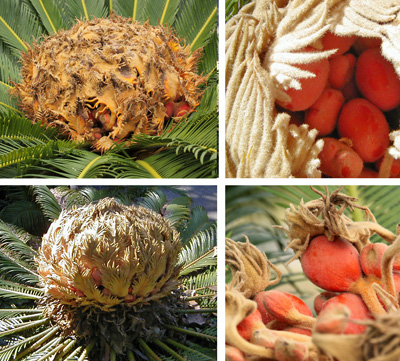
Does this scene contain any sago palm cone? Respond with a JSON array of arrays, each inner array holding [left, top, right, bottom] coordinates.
[[35, 198, 184, 353], [12, 14, 205, 151]]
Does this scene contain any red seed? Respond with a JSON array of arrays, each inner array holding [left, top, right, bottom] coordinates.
[[93, 133, 102, 140], [174, 102, 191, 117], [376, 157, 400, 178], [337, 98, 390, 163], [353, 37, 382, 54], [315, 303, 350, 334], [165, 102, 174, 118], [260, 290, 314, 328], [360, 243, 388, 278], [254, 292, 276, 325], [329, 53, 356, 89], [358, 167, 379, 178], [283, 326, 312, 336], [305, 88, 344, 136], [321, 32, 356, 58], [360, 243, 400, 280], [320, 293, 373, 334], [319, 137, 363, 178], [341, 76, 361, 100], [92, 267, 102, 285], [255, 290, 312, 325], [301, 235, 362, 292], [356, 48, 400, 111], [72, 288, 85, 297], [314, 291, 339, 314], [226, 345, 246, 361], [276, 47, 329, 111], [274, 337, 308, 361], [237, 309, 265, 341], [124, 294, 136, 303]]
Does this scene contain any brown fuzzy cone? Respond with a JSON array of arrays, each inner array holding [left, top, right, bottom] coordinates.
[[13, 15, 205, 151], [226, 0, 400, 178]]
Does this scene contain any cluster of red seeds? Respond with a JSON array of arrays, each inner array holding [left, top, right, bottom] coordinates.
[[277, 32, 400, 178], [227, 235, 400, 361]]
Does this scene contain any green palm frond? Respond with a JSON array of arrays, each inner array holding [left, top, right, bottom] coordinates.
[[0, 85, 18, 113], [0, 141, 68, 176], [0, 280, 43, 300], [0, 111, 60, 140], [26, 0, 67, 34], [179, 206, 214, 244], [0, 201, 48, 238], [139, 188, 192, 226], [179, 225, 217, 265], [198, 30, 218, 75], [0, 107, 217, 178], [347, 186, 400, 242], [0, 1, 38, 55], [55, 186, 151, 209], [66, 0, 108, 20], [113, 0, 145, 20], [180, 247, 217, 276], [0, 221, 38, 285], [225, 0, 252, 21], [174, 0, 217, 52], [138, 188, 168, 213], [0, 52, 21, 85], [0, 0, 218, 179], [182, 268, 217, 292], [142, 0, 181, 26], [30, 186, 62, 222], [179, 340, 217, 360]]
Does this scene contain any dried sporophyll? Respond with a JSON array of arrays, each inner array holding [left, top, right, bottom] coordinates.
[[226, 187, 400, 361], [226, 0, 400, 178], [226, 236, 282, 298]]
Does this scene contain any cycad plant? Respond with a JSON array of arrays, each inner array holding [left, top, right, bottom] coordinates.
[[0, 0, 218, 178], [0, 186, 217, 360]]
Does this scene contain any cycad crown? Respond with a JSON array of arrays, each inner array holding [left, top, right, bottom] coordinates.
[[36, 197, 182, 311], [12, 15, 205, 150]]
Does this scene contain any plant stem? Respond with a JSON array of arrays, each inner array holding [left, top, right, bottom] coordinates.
[[186, 293, 216, 300], [345, 186, 364, 222], [138, 339, 162, 361], [78, 340, 95, 361], [127, 351, 136, 361], [54, 339, 78, 361], [0, 318, 49, 337], [153, 339, 185, 361], [36, 339, 71, 361], [174, 308, 217, 313], [164, 325, 217, 341], [165, 338, 211, 358]]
